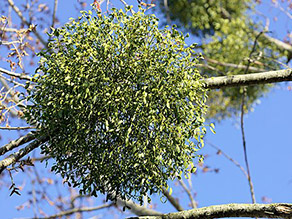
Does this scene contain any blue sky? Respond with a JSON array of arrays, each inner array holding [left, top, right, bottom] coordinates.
[[0, 1, 291, 218]]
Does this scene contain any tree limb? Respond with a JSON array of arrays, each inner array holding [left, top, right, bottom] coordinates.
[[203, 68, 292, 89], [0, 132, 36, 156], [130, 203, 292, 219], [117, 198, 162, 216], [0, 135, 48, 174]]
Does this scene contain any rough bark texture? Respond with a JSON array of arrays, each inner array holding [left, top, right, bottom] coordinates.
[[129, 203, 292, 219], [203, 69, 292, 89]]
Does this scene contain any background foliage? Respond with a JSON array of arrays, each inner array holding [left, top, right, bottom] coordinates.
[[157, 0, 288, 120]]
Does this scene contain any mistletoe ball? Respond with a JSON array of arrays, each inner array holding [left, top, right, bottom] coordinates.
[[26, 7, 207, 203]]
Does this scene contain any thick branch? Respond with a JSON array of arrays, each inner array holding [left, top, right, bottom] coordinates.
[[131, 203, 292, 219], [0, 135, 48, 173], [203, 68, 292, 89], [117, 198, 162, 216], [0, 132, 36, 156]]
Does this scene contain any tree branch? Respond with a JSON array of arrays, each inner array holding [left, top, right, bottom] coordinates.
[[6, 0, 47, 47], [177, 180, 197, 209], [130, 203, 292, 219], [35, 203, 114, 219], [0, 67, 31, 80], [0, 126, 35, 130], [260, 32, 292, 53], [0, 132, 36, 156], [0, 135, 48, 174], [205, 58, 266, 72], [117, 198, 162, 216], [203, 68, 292, 89], [162, 188, 184, 211], [207, 141, 249, 179]]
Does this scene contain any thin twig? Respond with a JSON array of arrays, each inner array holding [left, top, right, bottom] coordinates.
[[119, 0, 135, 14], [239, 32, 264, 204], [0, 67, 31, 80], [20, 203, 115, 219], [7, 0, 47, 48], [51, 0, 58, 29], [206, 141, 249, 179], [0, 74, 26, 87], [178, 180, 197, 208], [0, 126, 35, 130], [106, 0, 110, 12], [0, 80, 20, 108], [164, 0, 171, 24], [162, 187, 184, 211]]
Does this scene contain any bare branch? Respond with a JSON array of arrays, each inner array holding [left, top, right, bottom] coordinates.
[[162, 188, 184, 211], [260, 32, 292, 53], [205, 58, 266, 72], [51, 0, 58, 29], [117, 198, 162, 216], [203, 68, 292, 89], [0, 126, 35, 130], [207, 141, 249, 179], [0, 132, 36, 156], [20, 203, 114, 219], [0, 67, 31, 80], [163, 0, 171, 24], [131, 203, 292, 219], [0, 27, 26, 32], [177, 180, 197, 209], [0, 74, 26, 87], [0, 135, 48, 173], [7, 0, 48, 47]]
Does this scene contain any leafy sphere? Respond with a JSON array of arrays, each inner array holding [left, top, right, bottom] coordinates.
[[26, 7, 207, 203]]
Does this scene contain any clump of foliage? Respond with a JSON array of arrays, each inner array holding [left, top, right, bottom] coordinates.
[[157, 0, 250, 36], [25, 7, 207, 204], [158, 0, 281, 120]]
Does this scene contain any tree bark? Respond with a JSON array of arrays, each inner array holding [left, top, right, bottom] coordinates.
[[203, 68, 292, 89], [130, 203, 292, 219]]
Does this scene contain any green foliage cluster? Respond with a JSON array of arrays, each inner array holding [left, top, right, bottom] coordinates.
[[158, 0, 282, 120], [158, 0, 250, 36], [25, 8, 207, 203]]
